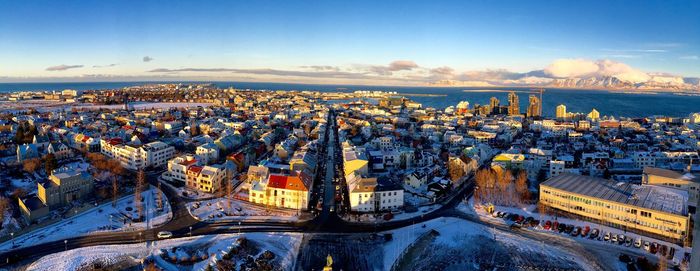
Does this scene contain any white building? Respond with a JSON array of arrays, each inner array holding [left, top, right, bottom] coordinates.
[[196, 143, 219, 164], [101, 139, 175, 171], [347, 173, 403, 212]]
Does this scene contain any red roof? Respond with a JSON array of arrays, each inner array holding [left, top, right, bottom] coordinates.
[[108, 138, 123, 145], [268, 175, 288, 189], [188, 165, 203, 174]]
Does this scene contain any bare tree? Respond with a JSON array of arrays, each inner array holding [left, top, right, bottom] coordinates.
[[112, 176, 119, 207], [156, 180, 163, 210], [135, 170, 145, 220], [22, 158, 42, 174], [515, 170, 530, 204], [0, 197, 9, 221]]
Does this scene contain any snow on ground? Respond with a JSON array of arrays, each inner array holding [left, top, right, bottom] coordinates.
[[188, 198, 306, 223], [341, 204, 442, 224], [381, 216, 595, 271], [27, 232, 302, 271], [460, 198, 691, 267], [0, 187, 172, 252]]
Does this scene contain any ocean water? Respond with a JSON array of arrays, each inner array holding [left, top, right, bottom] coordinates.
[[1, 81, 699, 118]]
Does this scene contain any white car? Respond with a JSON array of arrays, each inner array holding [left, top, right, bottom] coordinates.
[[157, 231, 173, 239], [634, 238, 642, 248], [643, 241, 651, 251]]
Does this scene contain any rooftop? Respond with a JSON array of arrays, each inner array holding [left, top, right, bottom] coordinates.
[[542, 173, 688, 216]]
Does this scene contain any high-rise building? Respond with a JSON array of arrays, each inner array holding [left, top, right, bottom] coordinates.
[[556, 104, 567, 120], [489, 97, 500, 114], [507, 91, 519, 115], [587, 108, 600, 121], [526, 95, 541, 117]]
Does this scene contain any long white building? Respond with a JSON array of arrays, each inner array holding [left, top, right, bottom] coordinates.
[[101, 139, 175, 171]]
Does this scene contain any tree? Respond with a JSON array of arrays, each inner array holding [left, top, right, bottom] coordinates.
[[14, 124, 25, 144], [112, 176, 119, 207], [135, 170, 145, 220], [226, 178, 234, 212], [0, 196, 9, 222], [43, 153, 58, 175], [156, 181, 163, 210], [515, 170, 530, 203], [23, 158, 42, 174]]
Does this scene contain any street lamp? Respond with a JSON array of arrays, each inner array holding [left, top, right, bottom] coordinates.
[[10, 232, 14, 245], [189, 226, 192, 237], [238, 221, 241, 234], [64, 240, 68, 251]]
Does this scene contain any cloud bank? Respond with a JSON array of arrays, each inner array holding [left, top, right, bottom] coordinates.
[[143, 56, 154, 62], [46, 64, 83, 71]]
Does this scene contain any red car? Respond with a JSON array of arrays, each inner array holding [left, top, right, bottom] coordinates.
[[543, 220, 552, 230], [582, 226, 590, 237], [516, 215, 525, 223]]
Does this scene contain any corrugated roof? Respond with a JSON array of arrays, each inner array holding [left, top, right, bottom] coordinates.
[[542, 173, 688, 216]]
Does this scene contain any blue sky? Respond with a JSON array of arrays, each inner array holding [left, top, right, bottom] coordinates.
[[1, 0, 698, 84]]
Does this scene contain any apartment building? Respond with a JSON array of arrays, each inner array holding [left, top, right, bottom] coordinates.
[[540, 173, 690, 242], [347, 173, 404, 212], [101, 139, 175, 171], [164, 155, 201, 184], [186, 164, 225, 193], [248, 172, 311, 210]]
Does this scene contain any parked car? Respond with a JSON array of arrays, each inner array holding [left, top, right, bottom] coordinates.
[[617, 234, 625, 245], [604, 232, 611, 241], [634, 238, 642, 248], [625, 237, 632, 247], [543, 220, 552, 230], [571, 226, 581, 237], [157, 231, 173, 239], [552, 221, 559, 231], [643, 241, 650, 252], [589, 229, 599, 239], [660, 245, 668, 257], [565, 225, 574, 234], [581, 226, 590, 237], [530, 219, 539, 228], [650, 242, 658, 254], [611, 234, 618, 243], [558, 223, 566, 233], [516, 215, 525, 223]]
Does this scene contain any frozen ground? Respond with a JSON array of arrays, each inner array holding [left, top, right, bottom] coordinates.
[[383, 217, 598, 271], [340, 204, 442, 223], [461, 199, 691, 269], [0, 187, 171, 252], [28, 232, 302, 271], [188, 198, 307, 223]]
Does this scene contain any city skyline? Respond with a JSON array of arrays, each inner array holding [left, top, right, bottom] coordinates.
[[1, 0, 699, 86]]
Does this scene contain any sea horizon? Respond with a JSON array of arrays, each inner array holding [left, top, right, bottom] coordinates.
[[2, 81, 700, 118]]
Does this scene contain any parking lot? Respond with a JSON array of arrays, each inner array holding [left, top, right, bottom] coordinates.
[[488, 208, 691, 269]]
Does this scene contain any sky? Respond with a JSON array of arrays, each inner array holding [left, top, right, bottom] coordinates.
[[1, 0, 699, 85]]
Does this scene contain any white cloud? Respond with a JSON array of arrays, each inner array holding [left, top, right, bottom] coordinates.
[[544, 59, 599, 78], [680, 55, 698, 60], [544, 58, 651, 83]]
